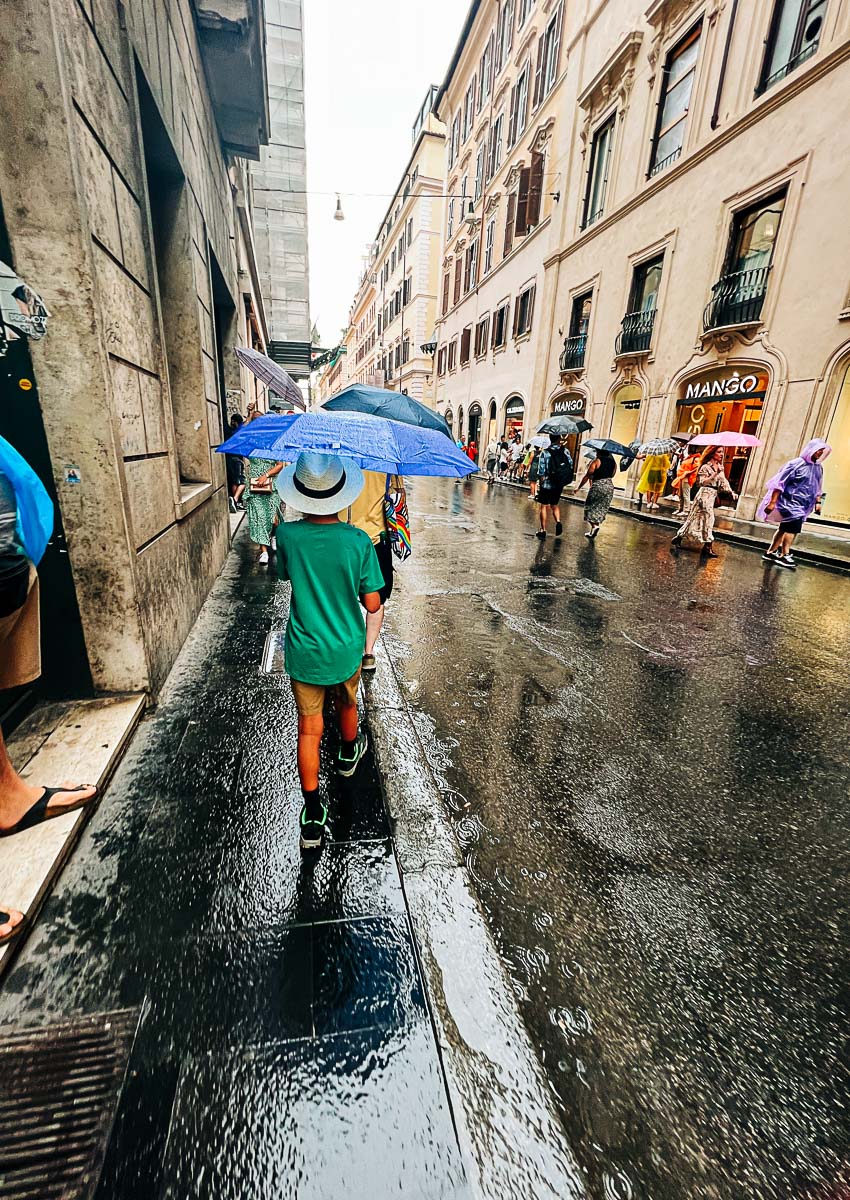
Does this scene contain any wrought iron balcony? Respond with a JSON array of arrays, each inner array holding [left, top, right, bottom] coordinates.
[[559, 333, 587, 373], [615, 308, 656, 357], [703, 265, 770, 332]]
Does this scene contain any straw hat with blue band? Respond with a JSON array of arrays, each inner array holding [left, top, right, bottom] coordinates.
[[276, 451, 365, 516]]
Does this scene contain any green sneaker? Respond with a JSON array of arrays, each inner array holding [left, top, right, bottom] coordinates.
[[337, 730, 368, 778], [299, 803, 328, 851]]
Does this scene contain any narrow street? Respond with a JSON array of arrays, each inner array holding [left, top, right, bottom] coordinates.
[[384, 478, 850, 1200], [0, 527, 467, 1200]]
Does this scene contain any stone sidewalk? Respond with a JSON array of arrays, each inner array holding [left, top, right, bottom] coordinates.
[[0, 527, 469, 1199]]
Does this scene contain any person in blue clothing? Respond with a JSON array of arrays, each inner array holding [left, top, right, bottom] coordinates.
[[0, 443, 98, 945]]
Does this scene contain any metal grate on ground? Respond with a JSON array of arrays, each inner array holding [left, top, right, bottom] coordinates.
[[0, 1009, 139, 1200]]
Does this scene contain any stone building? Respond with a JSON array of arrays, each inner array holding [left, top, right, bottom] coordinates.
[[319, 92, 446, 408], [433, 0, 569, 454], [526, 0, 850, 528], [0, 0, 271, 707]]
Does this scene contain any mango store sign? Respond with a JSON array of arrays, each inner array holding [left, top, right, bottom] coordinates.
[[682, 369, 768, 402], [552, 395, 586, 416]]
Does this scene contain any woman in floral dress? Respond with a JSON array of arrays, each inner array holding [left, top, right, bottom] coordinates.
[[242, 413, 283, 564], [670, 447, 737, 558]]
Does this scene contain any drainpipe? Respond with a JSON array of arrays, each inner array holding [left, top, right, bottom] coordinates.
[[710, 0, 740, 131]]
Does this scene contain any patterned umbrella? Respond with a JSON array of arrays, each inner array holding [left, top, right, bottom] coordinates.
[[536, 415, 594, 436], [234, 347, 305, 411], [635, 437, 681, 455]]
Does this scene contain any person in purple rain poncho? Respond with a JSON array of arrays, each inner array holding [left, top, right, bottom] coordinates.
[[758, 438, 832, 571]]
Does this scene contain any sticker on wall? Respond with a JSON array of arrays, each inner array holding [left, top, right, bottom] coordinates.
[[18, 378, 33, 390], [64, 465, 82, 485]]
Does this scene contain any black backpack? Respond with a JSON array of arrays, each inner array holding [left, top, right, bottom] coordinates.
[[548, 446, 574, 488]]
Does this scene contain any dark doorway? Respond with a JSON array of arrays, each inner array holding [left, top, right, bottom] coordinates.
[[0, 196, 93, 728]]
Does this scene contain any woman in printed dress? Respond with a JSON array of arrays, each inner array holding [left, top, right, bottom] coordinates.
[[670, 447, 737, 558], [242, 412, 283, 565]]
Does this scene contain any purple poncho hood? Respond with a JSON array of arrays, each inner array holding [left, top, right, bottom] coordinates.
[[757, 439, 832, 524]]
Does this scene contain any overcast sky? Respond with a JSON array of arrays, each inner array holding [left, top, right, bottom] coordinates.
[[303, 0, 466, 347]]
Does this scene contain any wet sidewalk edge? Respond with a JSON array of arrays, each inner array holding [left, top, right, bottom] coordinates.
[[362, 643, 586, 1200], [473, 476, 850, 575]]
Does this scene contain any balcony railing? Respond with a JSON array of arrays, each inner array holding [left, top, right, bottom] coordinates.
[[757, 40, 819, 95], [703, 265, 770, 332], [615, 308, 656, 356], [559, 333, 587, 372]]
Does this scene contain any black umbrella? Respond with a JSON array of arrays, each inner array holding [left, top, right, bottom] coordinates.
[[583, 437, 634, 457], [536, 415, 593, 436]]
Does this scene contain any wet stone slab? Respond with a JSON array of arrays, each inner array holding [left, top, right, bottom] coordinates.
[[0, 526, 467, 1200]]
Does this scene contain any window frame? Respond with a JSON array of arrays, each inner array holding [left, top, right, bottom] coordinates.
[[507, 61, 530, 148], [495, 0, 515, 75], [463, 76, 478, 142], [448, 337, 458, 371], [475, 314, 491, 358], [514, 282, 536, 339], [582, 112, 616, 230], [487, 113, 504, 181], [484, 216, 497, 274], [757, 0, 828, 95], [492, 299, 511, 350], [517, 0, 534, 31], [648, 20, 703, 178], [460, 325, 473, 366]]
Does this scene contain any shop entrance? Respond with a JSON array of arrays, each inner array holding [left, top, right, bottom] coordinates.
[[503, 396, 525, 440], [674, 365, 768, 497], [0, 200, 92, 728], [467, 404, 482, 460], [550, 393, 587, 470], [485, 400, 497, 451]]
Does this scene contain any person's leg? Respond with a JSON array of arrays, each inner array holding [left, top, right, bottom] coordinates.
[[364, 605, 384, 658], [296, 714, 323, 795], [336, 673, 367, 776], [553, 503, 563, 536], [0, 727, 98, 833], [0, 905, 24, 944]]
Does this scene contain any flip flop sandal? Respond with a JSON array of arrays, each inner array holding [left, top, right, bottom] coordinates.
[[0, 910, 25, 946], [0, 785, 99, 838]]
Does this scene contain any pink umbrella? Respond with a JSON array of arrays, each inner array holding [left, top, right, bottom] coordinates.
[[688, 431, 762, 447]]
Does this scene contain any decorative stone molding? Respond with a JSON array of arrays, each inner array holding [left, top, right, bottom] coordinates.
[[530, 117, 556, 155], [559, 367, 585, 387], [505, 161, 526, 190], [465, 216, 482, 236], [456, 236, 468, 252], [646, 1, 723, 82], [460, 151, 472, 173], [578, 32, 643, 115], [485, 191, 502, 214], [494, 79, 511, 110], [442, 254, 454, 268], [516, 26, 538, 65], [699, 324, 762, 355]]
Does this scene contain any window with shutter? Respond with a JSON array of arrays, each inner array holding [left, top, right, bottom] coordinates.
[[582, 114, 615, 228], [515, 167, 530, 236], [526, 150, 544, 227], [442, 272, 450, 315], [505, 192, 516, 255], [484, 218, 496, 273], [454, 259, 463, 305], [474, 143, 485, 202], [460, 327, 472, 364], [533, 35, 546, 108]]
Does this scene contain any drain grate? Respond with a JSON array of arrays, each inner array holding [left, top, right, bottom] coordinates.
[[0, 1008, 139, 1200], [260, 627, 287, 674]]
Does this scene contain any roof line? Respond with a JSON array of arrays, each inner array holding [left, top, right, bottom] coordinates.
[[435, 0, 483, 116]]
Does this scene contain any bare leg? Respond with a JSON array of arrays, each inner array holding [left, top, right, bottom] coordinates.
[[297, 714, 323, 792], [365, 605, 384, 657], [0, 728, 97, 832], [338, 700, 359, 744]]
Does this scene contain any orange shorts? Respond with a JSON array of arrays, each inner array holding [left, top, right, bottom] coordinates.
[[0, 566, 40, 691], [290, 669, 361, 718]]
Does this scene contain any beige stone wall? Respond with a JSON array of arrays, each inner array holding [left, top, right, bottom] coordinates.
[[0, 0, 267, 693], [529, 0, 850, 521]]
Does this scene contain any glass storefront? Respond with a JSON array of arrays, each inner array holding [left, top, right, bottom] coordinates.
[[468, 404, 482, 457], [504, 396, 524, 440], [674, 365, 769, 496], [822, 361, 850, 523], [609, 383, 642, 448]]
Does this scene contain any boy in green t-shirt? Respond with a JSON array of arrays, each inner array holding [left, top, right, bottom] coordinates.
[[276, 451, 384, 850]]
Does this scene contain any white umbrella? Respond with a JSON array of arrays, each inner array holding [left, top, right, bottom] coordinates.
[[234, 347, 306, 411]]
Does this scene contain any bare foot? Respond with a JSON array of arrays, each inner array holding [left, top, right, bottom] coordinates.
[[0, 906, 24, 944], [0, 782, 98, 833]]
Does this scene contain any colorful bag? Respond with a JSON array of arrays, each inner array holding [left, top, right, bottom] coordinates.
[[384, 479, 412, 561]]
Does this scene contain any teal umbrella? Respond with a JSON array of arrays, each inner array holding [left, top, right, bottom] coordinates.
[[324, 384, 452, 439]]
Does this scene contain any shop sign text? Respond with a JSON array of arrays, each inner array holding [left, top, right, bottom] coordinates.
[[683, 370, 767, 401], [552, 395, 586, 416]]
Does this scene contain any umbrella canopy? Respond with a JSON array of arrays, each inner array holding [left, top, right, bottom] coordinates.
[[584, 437, 634, 457], [234, 347, 305, 411], [536, 415, 593, 437], [635, 437, 681, 455], [530, 435, 550, 448], [323, 384, 452, 439], [688, 431, 763, 448], [216, 412, 477, 477]]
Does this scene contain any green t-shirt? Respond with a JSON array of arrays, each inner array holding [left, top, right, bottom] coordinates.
[[276, 519, 384, 685]]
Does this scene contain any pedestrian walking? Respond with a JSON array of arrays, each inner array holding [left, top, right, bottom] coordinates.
[[276, 451, 384, 850], [528, 446, 542, 500], [637, 450, 671, 510], [670, 447, 737, 558], [672, 449, 701, 517], [578, 448, 618, 539], [485, 436, 499, 482], [498, 440, 509, 480], [758, 438, 832, 570], [0, 438, 98, 942], [339, 470, 405, 674], [535, 433, 574, 539], [243, 413, 283, 565], [467, 440, 478, 464], [225, 413, 246, 512], [509, 437, 525, 481]]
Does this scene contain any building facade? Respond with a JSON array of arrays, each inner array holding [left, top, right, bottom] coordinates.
[[527, 0, 850, 527], [0, 0, 271, 704], [433, 0, 569, 454], [319, 98, 446, 408], [251, 0, 312, 378]]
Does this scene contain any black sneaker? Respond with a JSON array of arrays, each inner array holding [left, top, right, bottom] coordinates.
[[299, 803, 328, 851], [337, 730, 368, 778], [775, 554, 797, 570], [536, 529, 546, 540], [555, 521, 563, 537], [761, 550, 779, 563]]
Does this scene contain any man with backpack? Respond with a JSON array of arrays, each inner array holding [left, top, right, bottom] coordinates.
[[535, 433, 574, 539]]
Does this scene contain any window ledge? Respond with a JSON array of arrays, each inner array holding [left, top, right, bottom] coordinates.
[[177, 481, 213, 520], [839, 308, 850, 322], [514, 331, 533, 346], [493, 343, 508, 356]]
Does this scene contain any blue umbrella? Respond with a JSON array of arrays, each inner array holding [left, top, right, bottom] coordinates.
[[216, 412, 477, 477], [323, 384, 452, 439]]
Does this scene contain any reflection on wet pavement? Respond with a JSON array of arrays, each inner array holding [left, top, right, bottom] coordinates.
[[0, 531, 467, 1200], [388, 478, 850, 1200]]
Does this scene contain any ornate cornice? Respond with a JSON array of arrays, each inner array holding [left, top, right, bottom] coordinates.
[[530, 117, 556, 154], [485, 191, 502, 214], [578, 31, 643, 114], [505, 161, 526, 190]]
